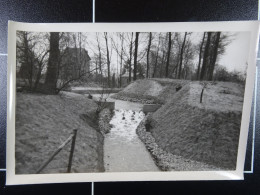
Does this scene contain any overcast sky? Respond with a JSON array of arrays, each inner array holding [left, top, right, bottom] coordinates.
[[218, 32, 250, 73]]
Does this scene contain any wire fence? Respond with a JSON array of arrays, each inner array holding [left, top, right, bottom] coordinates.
[[36, 129, 78, 174]]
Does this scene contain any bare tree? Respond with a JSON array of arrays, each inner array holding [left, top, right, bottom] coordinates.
[[104, 32, 111, 87], [182, 39, 195, 79], [17, 31, 49, 91], [33, 50, 49, 90], [165, 32, 172, 77], [96, 33, 103, 83], [17, 32, 32, 87], [152, 33, 161, 78], [120, 33, 124, 86], [196, 32, 206, 80], [208, 32, 221, 80], [133, 32, 139, 81], [178, 32, 187, 79], [129, 32, 134, 82], [44, 32, 60, 93], [146, 32, 152, 78], [200, 82, 208, 103], [200, 32, 212, 80]]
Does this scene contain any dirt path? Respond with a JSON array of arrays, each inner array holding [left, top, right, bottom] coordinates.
[[102, 97, 159, 172]]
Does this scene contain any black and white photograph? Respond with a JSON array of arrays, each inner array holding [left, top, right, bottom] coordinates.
[[6, 21, 259, 184]]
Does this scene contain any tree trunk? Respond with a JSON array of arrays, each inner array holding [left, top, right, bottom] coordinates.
[[45, 32, 60, 93], [196, 32, 206, 80], [208, 32, 221, 80], [120, 34, 123, 87], [133, 32, 139, 81], [200, 32, 211, 80], [104, 32, 111, 87], [165, 32, 172, 77], [153, 34, 161, 78], [34, 51, 49, 91], [129, 32, 133, 82], [160, 50, 165, 78], [97, 41, 102, 83], [200, 87, 204, 103], [95, 59, 98, 82], [178, 32, 187, 79], [146, 32, 152, 78], [19, 32, 32, 88]]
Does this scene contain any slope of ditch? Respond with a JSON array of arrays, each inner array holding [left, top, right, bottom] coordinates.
[[15, 92, 104, 174], [148, 82, 244, 169]]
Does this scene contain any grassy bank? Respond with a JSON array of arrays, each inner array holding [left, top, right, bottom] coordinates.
[[16, 92, 104, 174], [149, 82, 244, 169], [111, 79, 189, 104], [137, 115, 219, 171], [122, 79, 245, 170]]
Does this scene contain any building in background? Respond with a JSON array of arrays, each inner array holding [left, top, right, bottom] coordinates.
[[60, 47, 91, 81]]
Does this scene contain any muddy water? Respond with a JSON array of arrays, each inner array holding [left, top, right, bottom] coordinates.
[[103, 101, 159, 172]]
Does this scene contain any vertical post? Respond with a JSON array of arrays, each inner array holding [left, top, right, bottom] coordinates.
[[67, 129, 78, 173]]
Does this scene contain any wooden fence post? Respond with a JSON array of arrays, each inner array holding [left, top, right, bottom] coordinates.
[[36, 132, 74, 174], [67, 129, 78, 173]]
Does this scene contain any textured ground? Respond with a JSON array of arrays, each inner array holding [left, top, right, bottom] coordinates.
[[15, 92, 104, 174], [149, 81, 244, 169]]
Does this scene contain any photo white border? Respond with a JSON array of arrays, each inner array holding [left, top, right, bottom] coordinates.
[[6, 21, 260, 185]]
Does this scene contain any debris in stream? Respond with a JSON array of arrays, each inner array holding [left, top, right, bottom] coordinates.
[[98, 108, 113, 135], [104, 109, 159, 172], [108, 109, 145, 141]]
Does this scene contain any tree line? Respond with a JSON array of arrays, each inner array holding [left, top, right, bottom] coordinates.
[[16, 31, 245, 94], [91, 32, 244, 87]]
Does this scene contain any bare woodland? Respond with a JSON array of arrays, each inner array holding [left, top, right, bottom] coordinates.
[[15, 30, 250, 174], [16, 31, 247, 94]]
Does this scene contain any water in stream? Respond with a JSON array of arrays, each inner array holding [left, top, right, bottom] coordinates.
[[104, 108, 159, 172], [90, 93, 158, 171]]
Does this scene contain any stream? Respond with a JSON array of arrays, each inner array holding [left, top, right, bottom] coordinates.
[[93, 94, 159, 172]]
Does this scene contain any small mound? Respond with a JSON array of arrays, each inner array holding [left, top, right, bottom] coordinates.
[[123, 79, 164, 97], [112, 79, 189, 104]]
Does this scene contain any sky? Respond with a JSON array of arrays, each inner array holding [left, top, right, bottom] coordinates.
[[218, 32, 250, 73]]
